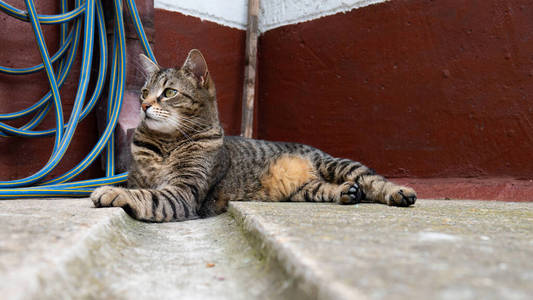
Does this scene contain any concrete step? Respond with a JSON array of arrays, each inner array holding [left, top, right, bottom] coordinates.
[[0, 199, 296, 300], [228, 200, 533, 300], [1, 199, 532, 299]]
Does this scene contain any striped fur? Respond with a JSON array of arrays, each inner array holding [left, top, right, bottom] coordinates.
[[91, 50, 416, 222]]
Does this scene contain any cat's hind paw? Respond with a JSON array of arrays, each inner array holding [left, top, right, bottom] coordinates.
[[387, 186, 417, 207], [338, 182, 364, 205], [91, 186, 128, 208]]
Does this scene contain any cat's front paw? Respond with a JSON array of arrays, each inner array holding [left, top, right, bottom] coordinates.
[[338, 182, 365, 205], [91, 186, 128, 208], [387, 186, 417, 207]]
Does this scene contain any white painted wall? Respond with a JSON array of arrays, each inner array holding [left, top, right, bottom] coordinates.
[[155, 0, 249, 30], [260, 0, 388, 32], [154, 0, 388, 33]]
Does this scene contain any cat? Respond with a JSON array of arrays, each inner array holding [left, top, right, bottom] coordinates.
[[90, 49, 417, 222]]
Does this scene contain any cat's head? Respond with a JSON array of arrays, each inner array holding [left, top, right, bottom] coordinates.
[[137, 49, 218, 136]]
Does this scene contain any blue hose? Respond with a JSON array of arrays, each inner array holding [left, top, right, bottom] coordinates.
[[0, 0, 154, 198], [0, 0, 85, 24]]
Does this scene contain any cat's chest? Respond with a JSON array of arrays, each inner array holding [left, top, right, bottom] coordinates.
[[131, 147, 174, 183], [132, 147, 195, 181]]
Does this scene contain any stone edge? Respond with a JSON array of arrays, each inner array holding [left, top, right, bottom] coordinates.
[[3, 207, 133, 299], [228, 202, 368, 300]]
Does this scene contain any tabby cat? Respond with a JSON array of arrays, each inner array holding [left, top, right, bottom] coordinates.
[[90, 50, 417, 222]]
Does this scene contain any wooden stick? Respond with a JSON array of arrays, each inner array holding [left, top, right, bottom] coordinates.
[[240, 0, 259, 138]]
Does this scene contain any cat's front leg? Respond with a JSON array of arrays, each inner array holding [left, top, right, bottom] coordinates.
[[357, 175, 417, 207], [384, 185, 417, 207], [91, 186, 129, 208], [91, 186, 197, 222]]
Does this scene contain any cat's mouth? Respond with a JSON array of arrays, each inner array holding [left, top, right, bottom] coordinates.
[[143, 110, 157, 121]]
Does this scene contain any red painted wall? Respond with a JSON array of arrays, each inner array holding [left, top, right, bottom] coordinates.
[[2, 0, 533, 193], [154, 9, 246, 136], [257, 0, 533, 179], [0, 0, 102, 181]]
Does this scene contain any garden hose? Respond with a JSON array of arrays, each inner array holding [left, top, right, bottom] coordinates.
[[0, 0, 156, 198]]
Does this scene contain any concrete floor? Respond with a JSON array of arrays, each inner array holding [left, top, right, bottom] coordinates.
[[231, 200, 533, 300], [1, 199, 532, 300], [0, 200, 296, 300]]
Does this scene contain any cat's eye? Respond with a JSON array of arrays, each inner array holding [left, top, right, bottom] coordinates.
[[141, 89, 149, 99], [163, 88, 178, 98]]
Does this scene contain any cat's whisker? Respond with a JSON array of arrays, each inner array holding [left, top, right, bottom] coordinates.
[[177, 122, 201, 135], [175, 126, 193, 143], [166, 116, 196, 142], [177, 121, 201, 130], [175, 116, 207, 129], [182, 116, 209, 126], [179, 117, 210, 129]]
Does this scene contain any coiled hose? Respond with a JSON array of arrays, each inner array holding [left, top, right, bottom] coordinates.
[[0, 0, 155, 198]]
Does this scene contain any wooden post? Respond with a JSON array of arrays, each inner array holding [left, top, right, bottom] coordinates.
[[240, 0, 259, 138]]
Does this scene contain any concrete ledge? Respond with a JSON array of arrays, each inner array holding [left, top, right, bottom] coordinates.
[[0, 199, 295, 299], [229, 200, 533, 300], [0, 199, 133, 299], [2, 199, 532, 299], [229, 202, 367, 300]]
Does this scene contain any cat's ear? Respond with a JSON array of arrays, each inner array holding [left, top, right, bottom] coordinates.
[[182, 49, 209, 87], [139, 54, 160, 76]]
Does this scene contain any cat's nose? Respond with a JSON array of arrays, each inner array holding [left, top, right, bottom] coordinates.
[[141, 102, 151, 112]]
